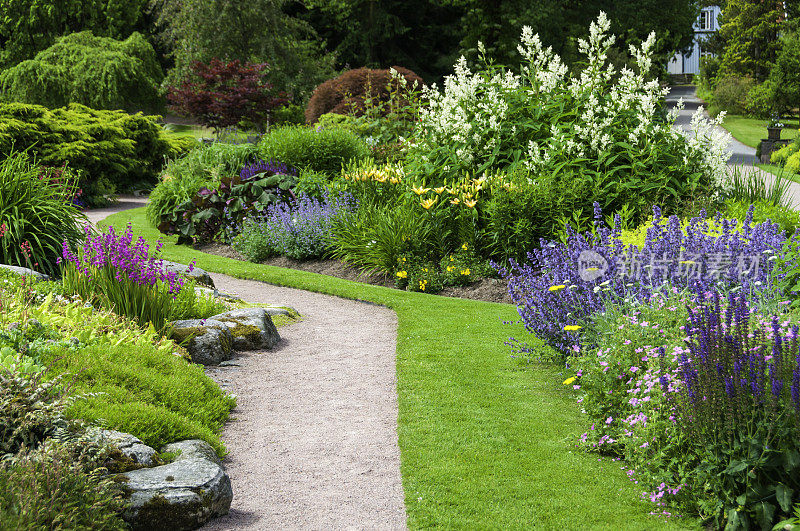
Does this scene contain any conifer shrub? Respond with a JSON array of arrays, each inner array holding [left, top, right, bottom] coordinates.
[[0, 102, 195, 203], [305, 66, 423, 124], [0, 31, 163, 112]]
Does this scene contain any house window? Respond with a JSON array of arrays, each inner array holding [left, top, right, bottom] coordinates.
[[699, 10, 713, 31]]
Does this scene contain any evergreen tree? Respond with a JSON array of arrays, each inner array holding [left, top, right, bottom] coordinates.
[[717, 0, 784, 81]]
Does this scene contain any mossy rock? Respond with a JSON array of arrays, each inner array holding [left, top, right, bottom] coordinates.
[[207, 308, 280, 351]]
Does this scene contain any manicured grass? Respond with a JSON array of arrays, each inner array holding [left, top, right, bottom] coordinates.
[[756, 163, 800, 185], [720, 115, 800, 149], [107, 208, 699, 529]]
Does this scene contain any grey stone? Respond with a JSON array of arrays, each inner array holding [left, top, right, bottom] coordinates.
[[170, 319, 232, 366], [193, 286, 241, 302], [90, 429, 157, 466], [208, 308, 280, 351], [120, 439, 232, 531], [161, 260, 214, 288], [0, 264, 50, 281], [263, 305, 298, 317]]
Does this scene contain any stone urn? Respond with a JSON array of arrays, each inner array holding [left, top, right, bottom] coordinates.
[[767, 126, 782, 141]]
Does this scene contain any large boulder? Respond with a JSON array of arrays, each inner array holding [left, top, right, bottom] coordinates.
[[160, 260, 214, 288], [121, 439, 232, 531], [91, 429, 157, 467], [170, 319, 232, 366], [208, 308, 280, 351], [0, 264, 50, 281]]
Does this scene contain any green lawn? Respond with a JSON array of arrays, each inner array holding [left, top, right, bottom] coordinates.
[[106, 207, 699, 530], [756, 163, 800, 185], [720, 115, 800, 149]]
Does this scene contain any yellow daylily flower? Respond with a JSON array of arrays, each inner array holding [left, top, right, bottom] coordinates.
[[433, 186, 446, 194], [421, 197, 438, 210], [463, 198, 477, 208], [412, 186, 431, 196], [450, 198, 461, 205]]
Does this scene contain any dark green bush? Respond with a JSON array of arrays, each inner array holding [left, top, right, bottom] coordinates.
[[0, 31, 163, 112], [41, 342, 235, 457], [0, 151, 87, 277], [0, 102, 195, 202], [713, 76, 757, 115], [259, 125, 369, 176]]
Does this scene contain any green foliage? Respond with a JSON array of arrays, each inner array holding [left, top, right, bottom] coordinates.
[[151, 0, 337, 101], [724, 198, 800, 237], [712, 76, 757, 115], [271, 104, 306, 126], [259, 125, 369, 176], [765, 26, 800, 120], [41, 341, 234, 456], [717, 0, 783, 82], [0, 367, 72, 458], [0, 31, 164, 112], [0, 103, 192, 198], [0, 439, 127, 530], [0, 151, 86, 277], [294, 168, 332, 199], [0, 0, 149, 69], [146, 142, 259, 227], [329, 201, 431, 274]]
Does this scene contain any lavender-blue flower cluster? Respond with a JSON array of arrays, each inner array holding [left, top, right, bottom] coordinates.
[[239, 159, 296, 181], [58, 224, 193, 296], [234, 192, 355, 261], [500, 203, 788, 355]]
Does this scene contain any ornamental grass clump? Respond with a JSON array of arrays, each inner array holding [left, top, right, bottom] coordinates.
[[233, 192, 355, 261], [59, 224, 193, 330], [501, 203, 786, 356]]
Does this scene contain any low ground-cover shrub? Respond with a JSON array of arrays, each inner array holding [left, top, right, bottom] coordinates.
[[0, 102, 195, 203], [0, 151, 86, 277], [147, 142, 260, 228], [259, 125, 369, 176], [233, 192, 354, 261], [0, 31, 163, 112]]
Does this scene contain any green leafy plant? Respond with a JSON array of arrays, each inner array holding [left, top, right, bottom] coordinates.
[[0, 151, 86, 277], [259, 125, 369, 176]]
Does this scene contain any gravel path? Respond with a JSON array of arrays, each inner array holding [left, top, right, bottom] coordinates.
[[88, 202, 407, 529]]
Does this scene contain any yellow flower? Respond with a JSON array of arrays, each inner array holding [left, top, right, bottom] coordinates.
[[447, 265, 454, 272], [433, 186, 446, 194], [419, 280, 427, 291], [450, 256, 455, 261], [396, 270, 407, 279], [563, 377, 577, 385], [548, 285, 566, 292], [412, 186, 431, 196], [461, 243, 468, 251], [563, 325, 582, 332], [421, 197, 437, 210], [463, 198, 477, 208], [460, 268, 470, 276], [447, 187, 458, 195], [450, 198, 461, 205], [422, 268, 428, 272]]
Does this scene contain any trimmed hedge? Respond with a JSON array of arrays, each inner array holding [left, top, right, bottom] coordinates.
[[0, 102, 195, 205]]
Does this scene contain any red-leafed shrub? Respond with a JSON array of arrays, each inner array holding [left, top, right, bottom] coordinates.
[[305, 66, 423, 124], [168, 59, 289, 131]]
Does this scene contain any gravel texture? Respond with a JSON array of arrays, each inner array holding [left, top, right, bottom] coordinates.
[[202, 274, 406, 530], [88, 200, 407, 529]]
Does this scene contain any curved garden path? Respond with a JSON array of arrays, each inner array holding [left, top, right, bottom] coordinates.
[[90, 203, 407, 529]]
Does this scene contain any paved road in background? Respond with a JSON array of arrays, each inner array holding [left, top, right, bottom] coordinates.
[[666, 85, 800, 209]]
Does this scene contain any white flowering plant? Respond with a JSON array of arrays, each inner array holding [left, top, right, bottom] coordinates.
[[408, 13, 731, 224]]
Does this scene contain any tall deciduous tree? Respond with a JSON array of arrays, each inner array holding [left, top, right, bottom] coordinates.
[[716, 0, 784, 81], [0, 0, 148, 68], [150, 0, 337, 101]]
